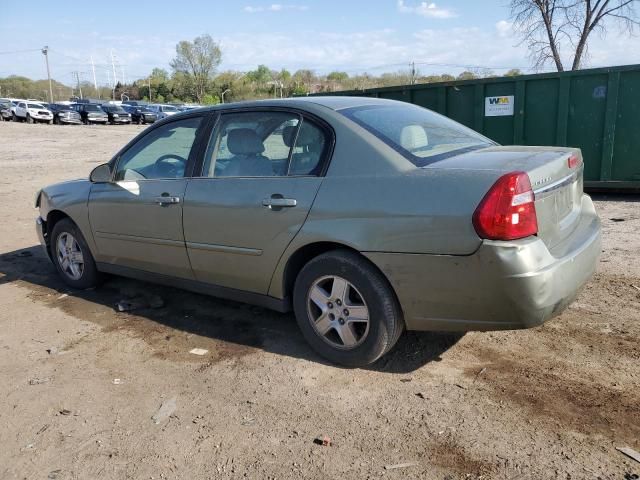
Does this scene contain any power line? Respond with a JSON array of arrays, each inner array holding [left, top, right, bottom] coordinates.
[[0, 48, 42, 55]]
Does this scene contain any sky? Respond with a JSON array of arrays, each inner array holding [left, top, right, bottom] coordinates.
[[1, 0, 639, 86]]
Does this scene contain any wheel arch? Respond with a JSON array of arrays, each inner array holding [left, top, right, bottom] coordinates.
[[43, 210, 72, 259], [277, 241, 403, 316]]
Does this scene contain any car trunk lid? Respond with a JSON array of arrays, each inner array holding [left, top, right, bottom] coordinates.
[[426, 145, 584, 250]]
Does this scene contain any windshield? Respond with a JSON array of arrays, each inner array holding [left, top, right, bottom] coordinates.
[[340, 103, 495, 167], [28, 103, 45, 109], [162, 105, 178, 112], [85, 105, 104, 112]]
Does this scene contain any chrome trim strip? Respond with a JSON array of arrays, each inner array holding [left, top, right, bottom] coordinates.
[[186, 241, 263, 256], [534, 166, 583, 199], [94, 231, 185, 247]]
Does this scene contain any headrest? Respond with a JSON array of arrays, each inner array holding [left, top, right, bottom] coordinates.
[[227, 128, 265, 155], [282, 125, 297, 147], [282, 123, 322, 148], [399, 125, 428, 151]]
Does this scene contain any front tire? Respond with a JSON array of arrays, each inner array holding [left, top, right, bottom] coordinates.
[[51, 218, 101, 289], [26, 114, 33, 124], [293, 250, 404, 367]]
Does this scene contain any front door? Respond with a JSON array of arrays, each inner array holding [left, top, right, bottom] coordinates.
[[88, 116, 205, 279], [183, 110, 331, 294]]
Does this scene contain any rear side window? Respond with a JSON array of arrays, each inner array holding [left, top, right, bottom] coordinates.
[[202, 111, 328, 178], [340, 103, 494, 167]]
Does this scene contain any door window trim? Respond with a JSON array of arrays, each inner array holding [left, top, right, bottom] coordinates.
[[109, 113, 211, 182]]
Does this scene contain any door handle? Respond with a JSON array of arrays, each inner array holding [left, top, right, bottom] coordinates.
[[262, 197, 297, 208], [154, 195, 181, 206]]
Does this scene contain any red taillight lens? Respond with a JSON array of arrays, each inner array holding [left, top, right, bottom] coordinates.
[[568, 154, 581, 169], [473, 171, 538, 241]]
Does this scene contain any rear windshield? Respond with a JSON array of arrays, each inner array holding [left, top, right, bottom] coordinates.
[[340, 103, 495, 167]]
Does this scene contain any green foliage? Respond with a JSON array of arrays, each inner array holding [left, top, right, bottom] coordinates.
[[202, 94, 220, 105], [504, 68, 524, 77], [170, 34, 222, 103], [457, 71, 477, 80]]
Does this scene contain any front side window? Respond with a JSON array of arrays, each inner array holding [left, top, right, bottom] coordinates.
[[340, 103, 495, 167], [203, 111, 327, 178], [115, 117, 202, 181]]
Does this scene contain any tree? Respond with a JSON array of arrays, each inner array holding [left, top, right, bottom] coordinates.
[[170, 34, 222, 103], [504, 68, 524, 76], [511, 0, 638, 71], [457, 71, 477, 80]]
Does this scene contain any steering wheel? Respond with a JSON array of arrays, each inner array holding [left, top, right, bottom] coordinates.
[[154, 154, 187, 178]]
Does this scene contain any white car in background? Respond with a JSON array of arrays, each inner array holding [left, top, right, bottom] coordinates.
[[148, 104, 179, 120], [14, 101, 53, 124]]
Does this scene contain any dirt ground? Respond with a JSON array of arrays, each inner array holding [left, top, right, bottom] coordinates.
[[0, 121, 638, 480]]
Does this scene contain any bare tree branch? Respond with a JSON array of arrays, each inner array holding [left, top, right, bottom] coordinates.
[[510, 0, 638, 71]]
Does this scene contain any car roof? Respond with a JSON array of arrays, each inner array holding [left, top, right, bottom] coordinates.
[[184, 96, 403, 114]]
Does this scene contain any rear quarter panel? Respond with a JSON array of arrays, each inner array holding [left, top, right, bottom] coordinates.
[[267, 167, 501, 298]]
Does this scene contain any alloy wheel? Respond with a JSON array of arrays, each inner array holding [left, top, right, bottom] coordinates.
[[307, 275, 370, 350], [56, 232, 84, 280]]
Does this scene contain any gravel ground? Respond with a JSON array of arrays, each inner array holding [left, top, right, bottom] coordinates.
[[0, 121, 638, 480]]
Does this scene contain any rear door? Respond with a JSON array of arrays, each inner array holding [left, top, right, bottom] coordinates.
[[183, 109, 332, 294], [88, 115, 207, 279]]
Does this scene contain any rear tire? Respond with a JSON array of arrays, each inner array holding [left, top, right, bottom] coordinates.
[[50, 218, 101, 289], [293, 250, 404, 367]]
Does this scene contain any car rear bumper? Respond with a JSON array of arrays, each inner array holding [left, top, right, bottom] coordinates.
[[364, 195, 601, 332]]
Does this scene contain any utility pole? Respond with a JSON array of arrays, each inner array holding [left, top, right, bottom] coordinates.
[[110, 49, 118, 87], [121, 64, 126, 86], [90, 55, 98, 97], [148, 77, 152, 102], [73, 71, 83, 99], [42, 46, 54, 103], [410, 61, 416, 85]]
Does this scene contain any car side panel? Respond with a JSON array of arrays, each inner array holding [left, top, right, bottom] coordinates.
[[38, 180, 98, 257], [267, 169, 500, 298]]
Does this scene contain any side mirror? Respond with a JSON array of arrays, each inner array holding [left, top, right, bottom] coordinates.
[[90, 163, 112, 183]]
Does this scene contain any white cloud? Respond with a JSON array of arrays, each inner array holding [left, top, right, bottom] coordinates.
[[397, 0, 456, 19], [495, 20, 513, 38], [243, 4, 308, 13]]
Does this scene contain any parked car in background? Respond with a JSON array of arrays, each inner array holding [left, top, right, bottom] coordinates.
[[0, 99, 12, 121], [14, 101, 53, 124], [178, 105, 202, 112], [34, 97, 601, 367], [122, 105, 157, 124], [72, 103, 108, 125], [101, 104, 132, 125], [147, 103, 179, 120], [48, 104, 82, 125]]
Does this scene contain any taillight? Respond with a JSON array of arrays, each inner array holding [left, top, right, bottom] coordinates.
[[473, 171, 538, 241], [568, 154, 581, 169]]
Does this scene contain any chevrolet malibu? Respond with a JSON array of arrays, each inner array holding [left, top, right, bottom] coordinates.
[[35, 97, 601, 366]]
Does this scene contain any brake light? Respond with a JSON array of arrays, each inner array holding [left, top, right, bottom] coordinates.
[[473, 171, 538, 241], [568, 154, 581, 169]]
